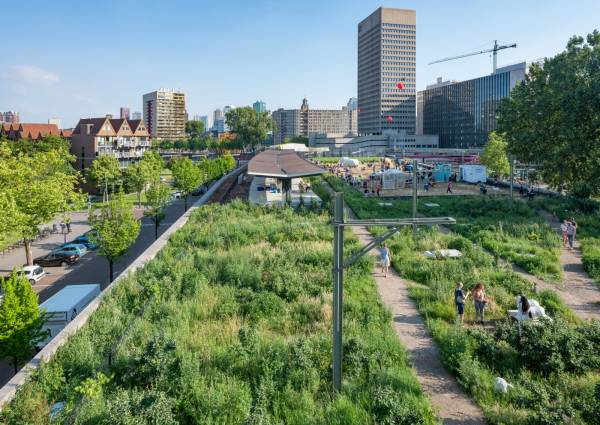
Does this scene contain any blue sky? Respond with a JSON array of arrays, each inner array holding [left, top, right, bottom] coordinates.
[[1, 0, 599, 128]]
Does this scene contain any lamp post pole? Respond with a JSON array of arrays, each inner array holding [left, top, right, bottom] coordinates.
[[412, 159, 418, 237]]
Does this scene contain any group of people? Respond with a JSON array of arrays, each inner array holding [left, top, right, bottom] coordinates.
[[560, 218, 577, 249], [455, 282, 549, 325], [454, 282, 487, 325]]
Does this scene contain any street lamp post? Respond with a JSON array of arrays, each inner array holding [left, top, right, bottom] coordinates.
[[331, 192, 456, 393]]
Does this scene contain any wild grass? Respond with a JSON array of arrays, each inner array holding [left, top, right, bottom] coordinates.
[[326, 175, 563, 281], [320, 176, 599, 424], [1, 201, 439, 425]]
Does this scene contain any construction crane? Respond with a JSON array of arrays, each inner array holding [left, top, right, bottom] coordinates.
[[429, 40, 517, 73]]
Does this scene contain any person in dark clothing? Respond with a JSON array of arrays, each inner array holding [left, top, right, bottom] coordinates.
[[455, 282, 470, 325]]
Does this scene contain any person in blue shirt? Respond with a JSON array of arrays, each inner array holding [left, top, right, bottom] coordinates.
[[454, 282, 470, 325], [380, 242, 391, 278]]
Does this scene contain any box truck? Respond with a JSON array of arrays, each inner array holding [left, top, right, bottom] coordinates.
[[38, 284, 100, 348]]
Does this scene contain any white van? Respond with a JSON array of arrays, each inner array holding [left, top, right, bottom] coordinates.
[[37, 284, 100, 348]]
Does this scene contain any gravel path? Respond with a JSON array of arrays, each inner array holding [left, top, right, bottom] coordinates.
[[531, 210, 600, 321], [328, 190, 487, 424]]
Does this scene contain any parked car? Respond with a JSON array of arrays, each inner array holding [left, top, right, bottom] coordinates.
[[72, 235, 98, 250], [192, 186, 207, 196], [171, 191, 182, 200], [53, 243, 87, 257], [18, 265, 47, 284], [34, 252, 79, 267]]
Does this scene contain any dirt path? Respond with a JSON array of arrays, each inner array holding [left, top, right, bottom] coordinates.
[[532, 210, 600, 320], [327, 192, 486, 424]]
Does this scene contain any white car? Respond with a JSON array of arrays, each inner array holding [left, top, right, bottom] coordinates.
[[19, 265, 47, 284]]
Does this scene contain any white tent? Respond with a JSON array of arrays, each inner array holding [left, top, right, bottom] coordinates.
[[339, 157, 360, 167]]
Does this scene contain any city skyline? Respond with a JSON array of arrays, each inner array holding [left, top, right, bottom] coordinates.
[[1, 0, 598, 127]]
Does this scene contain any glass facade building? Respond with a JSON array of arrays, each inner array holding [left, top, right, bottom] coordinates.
[[421, 62, 526, 148]]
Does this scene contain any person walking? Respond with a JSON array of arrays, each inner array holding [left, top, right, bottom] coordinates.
[[560, 219, 569, 248], [566, 219, 577, 250], [473, 283, 487, 325], [380, 242, 391, 278], [447, 181, 453, 194], [455, 282, 469, 325]]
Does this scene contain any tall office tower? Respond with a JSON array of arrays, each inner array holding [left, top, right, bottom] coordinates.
[[199, 115, 209, 131], [142, 89, 186, 140], [213, 108, 223, 123], [357, 7, 416, 135], [253, 100, 267, 113], [131, 111, 142, 120], [347, 97, 358, 135], [120, 107, 130, 119]]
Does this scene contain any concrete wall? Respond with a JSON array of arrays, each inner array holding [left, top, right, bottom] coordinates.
[[0, 165, 247, 411]]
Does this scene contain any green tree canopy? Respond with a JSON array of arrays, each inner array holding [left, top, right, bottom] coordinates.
[[144, 181, 171, 240], [480, 132, 510, 177], [225, 107, 274, 151], [283, 135, 308, 145], [89, 192, 140, 282], [88, 155, 122, 201], [0, 145, 85, 265], [0, 271, 47, 373], [170, 157, 202, 210], [185, 120, 205, 139], [498, 30, 600, 195]]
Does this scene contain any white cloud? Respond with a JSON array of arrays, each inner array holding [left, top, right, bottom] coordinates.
[[8, 65, 59, 85]]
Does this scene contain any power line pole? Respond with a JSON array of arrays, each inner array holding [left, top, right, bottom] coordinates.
[[330, 192, 456, 394], [509, 155, 514, 211], [412, 159, 418, 237]]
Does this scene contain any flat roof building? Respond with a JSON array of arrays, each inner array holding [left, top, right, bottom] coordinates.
[[358, 7, 416, 135], [272, 98, 352, 144], [143, 89, 186, 140], [420, 62, 528, 148]]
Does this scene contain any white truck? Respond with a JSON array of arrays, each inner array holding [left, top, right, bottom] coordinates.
[[37, 284, 100, 348]]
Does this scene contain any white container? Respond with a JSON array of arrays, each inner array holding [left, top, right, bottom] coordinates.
[[38, 284, 100, 348], [459, 165, 487, 183]]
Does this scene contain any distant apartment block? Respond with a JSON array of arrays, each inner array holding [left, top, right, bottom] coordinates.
[[48, 118, 61, 129], [358, 7, 416, 135], [0, 111, 19, 124], [272, 98, 352, 144], [199, 115, 208, 131], [120, 107, 130, 119], [70, 116, 151, 171], [420, 63, 528, 148], [131, 111, 142, 120], [143, 89, 186, 140], [253, 100, 267, 113]]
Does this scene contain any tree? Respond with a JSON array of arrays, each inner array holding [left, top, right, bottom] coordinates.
[[88, 155, 122, 202], [283, 135, 308, 145], [170, 157, 202, 211], [225, 107, 274, 151], [89, 192, 140, 282], [0, 146, 85, 265], [498, 30, 600, 196], [140, 151, 164, 184], [185, 120, 205, 139], [480, 132, 510, 177], [144, 182, 171, 240], [124, 162, 147, 208], [0, 271, 47, 373]]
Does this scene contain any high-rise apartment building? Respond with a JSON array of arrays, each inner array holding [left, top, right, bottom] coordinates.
[[420, 62, 528, 148], [357, 7, 416, 135], [272, 98, 352, 144], [120, 107, 130, 119], [0, 111, 19, 124], [253, 100, 267, 113], [142, 89, 186, 140]]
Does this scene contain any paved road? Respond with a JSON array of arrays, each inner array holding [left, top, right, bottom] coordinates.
[[0, 195, 202, 386]]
